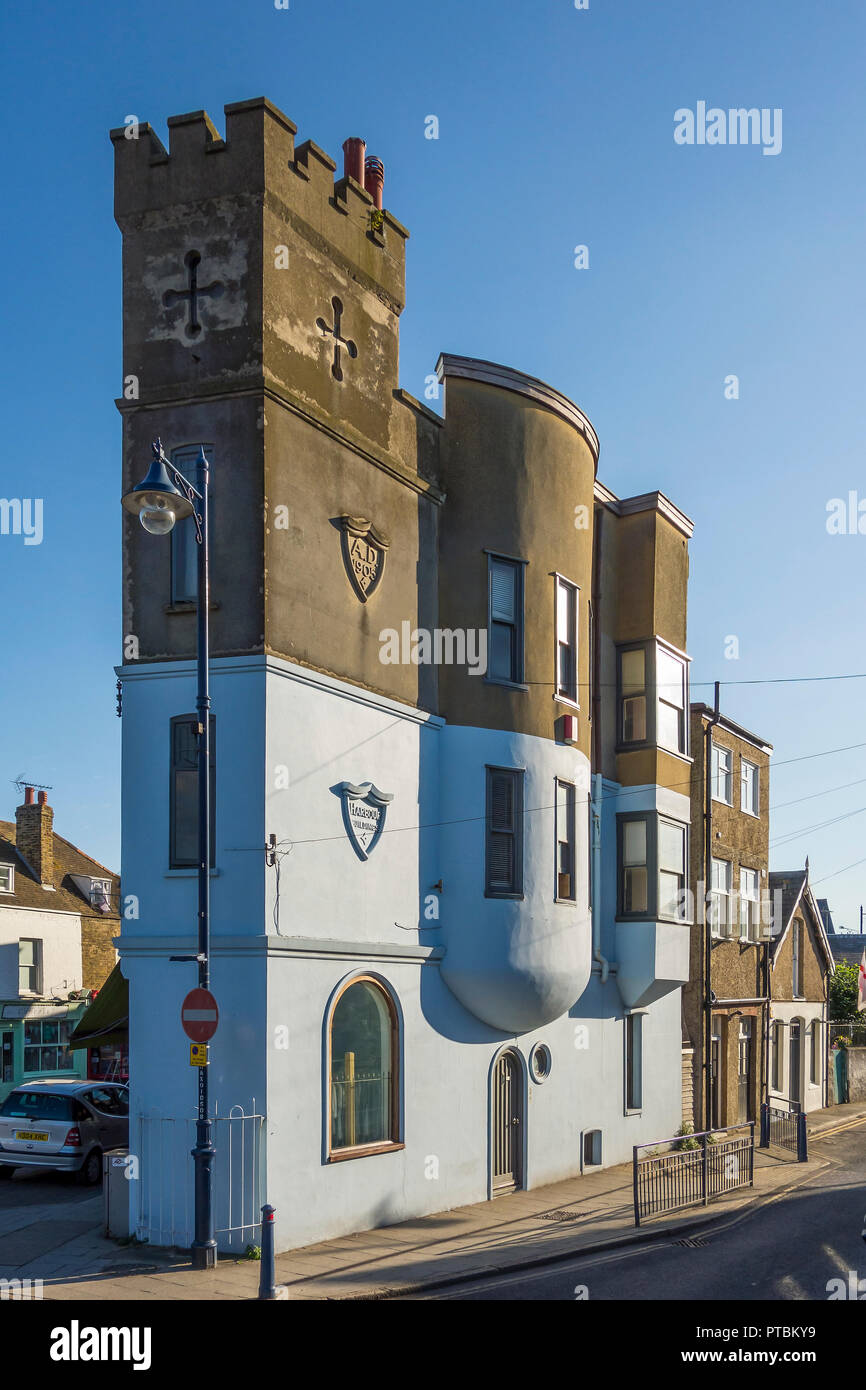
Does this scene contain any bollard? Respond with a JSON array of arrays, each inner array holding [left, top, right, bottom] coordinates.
[[797, 1111, 808, 1163], [759, 1102, 769, 1148], [258, 1204, 276, 1300]]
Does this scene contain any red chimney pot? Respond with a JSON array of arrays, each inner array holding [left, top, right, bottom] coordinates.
[[38, 790, 48, 806], [24, 787, 34, 805], [342, 137, 366, 186], [364, 155, 385, 210]]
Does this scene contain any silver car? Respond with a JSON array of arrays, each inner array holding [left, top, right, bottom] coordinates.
[[0, 1079, 129, 1185]]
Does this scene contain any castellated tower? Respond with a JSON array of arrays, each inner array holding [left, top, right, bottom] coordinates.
[[114, 97, 441, 705]]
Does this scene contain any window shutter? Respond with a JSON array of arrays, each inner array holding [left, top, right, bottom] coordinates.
[[486, 769, 522, 894], [488, 834, 514, 887], [490, 771, 514, 830], [490, 562, 516, 622]]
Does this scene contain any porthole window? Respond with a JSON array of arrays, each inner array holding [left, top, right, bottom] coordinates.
[[530, 1043, 552, 1082]]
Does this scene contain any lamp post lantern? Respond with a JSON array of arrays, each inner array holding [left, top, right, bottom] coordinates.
[[122, 438, 216, 1271]]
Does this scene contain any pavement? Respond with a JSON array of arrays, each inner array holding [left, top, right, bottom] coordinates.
[[6, 1099, 865, 1302]]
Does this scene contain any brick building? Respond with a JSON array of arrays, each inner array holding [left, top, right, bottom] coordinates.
[[0, 788, 120, 1099], [682, 706, 773, 1131], [768, 868, 833, 1113]]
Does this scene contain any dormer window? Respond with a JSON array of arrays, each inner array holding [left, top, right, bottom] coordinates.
[[0, 865, 13, 893], [89, 880, 111, 912]]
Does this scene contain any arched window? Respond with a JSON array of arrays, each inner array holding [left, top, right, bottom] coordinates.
[[810, 1019, 821, 1085], [771, 1020, 783, 1091], [329, 978, 399, 1157]]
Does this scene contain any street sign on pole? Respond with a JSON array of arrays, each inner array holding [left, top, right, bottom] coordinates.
[[182, 988, 219, 1043], [190, 1044, 209, 1067]]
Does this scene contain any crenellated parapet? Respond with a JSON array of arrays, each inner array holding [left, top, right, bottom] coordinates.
[[111, 99, 406, 304]]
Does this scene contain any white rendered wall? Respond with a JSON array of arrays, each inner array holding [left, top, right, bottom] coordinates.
[[0, 906, 82, 999]]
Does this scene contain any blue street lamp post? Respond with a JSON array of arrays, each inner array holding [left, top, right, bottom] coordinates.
[[122, 439, 216, 1271]]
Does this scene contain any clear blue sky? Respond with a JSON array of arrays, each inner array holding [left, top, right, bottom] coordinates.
[[1, 0, 864, 927]]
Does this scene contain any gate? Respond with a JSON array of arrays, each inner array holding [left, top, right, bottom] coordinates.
[[136, 1101, 265, 1252], [760, 1101, 807, 1160], [491, 1051, 523, 1193]]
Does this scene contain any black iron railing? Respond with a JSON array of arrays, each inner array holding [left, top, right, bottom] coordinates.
[[760, 1102, 807, 1160], [633, 1124, 755, 1227]]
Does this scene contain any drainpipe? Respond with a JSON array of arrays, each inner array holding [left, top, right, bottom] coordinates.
[[704, 682, 720, 1132], [591, 772, 609, 982], [590, 507, 609, 983], [762, 894, 771, 1116]]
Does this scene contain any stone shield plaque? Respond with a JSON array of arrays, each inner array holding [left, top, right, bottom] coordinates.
[[338, 516, 390, 602], [337, 782, 394, 860]]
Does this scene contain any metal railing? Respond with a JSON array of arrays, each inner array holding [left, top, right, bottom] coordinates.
[[760, 1101, 807, 1160], [633, 1123, 754, 1227], [829, 1021, 866, 1049], [136, 1101, 265, 1252]]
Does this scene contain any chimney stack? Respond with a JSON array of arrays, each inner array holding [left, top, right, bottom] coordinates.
[[16, 787, 54, 887], [342, 137, 366, 186], [364, 155, 385, 210]]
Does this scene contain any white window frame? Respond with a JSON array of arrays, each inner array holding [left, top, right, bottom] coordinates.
[[656, 645, 687, 756], [739, 866, 760, 942], [553, 574, 579, 707], [741, 759, 759, 817], [0, 864, 14, 893], [18, 939, 42, 995], [711, 742, 733, 805], [710, 858, 733, 937]]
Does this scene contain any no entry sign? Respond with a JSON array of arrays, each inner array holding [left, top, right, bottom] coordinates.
[[181, 988, 219, 1043]]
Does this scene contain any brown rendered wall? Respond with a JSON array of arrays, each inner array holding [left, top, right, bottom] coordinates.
[[436, 378, 595, 755], [263, 404, 440, 708], [771, 910, 828, 1004], [594, 505, 691, 792]]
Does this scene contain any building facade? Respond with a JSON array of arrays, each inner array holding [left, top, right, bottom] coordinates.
[[114, 97, 694, 1252], [0, 789, 119, 1101], [683, 706, 773, 1132], [768, 868, 833, 1113]]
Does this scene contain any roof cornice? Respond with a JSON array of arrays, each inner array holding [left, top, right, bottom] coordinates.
[[595, 482, 694, 539], [436, 353, 600, 466]]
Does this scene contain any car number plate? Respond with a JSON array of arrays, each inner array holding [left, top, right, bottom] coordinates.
[[14, 1130, 48, 1142]]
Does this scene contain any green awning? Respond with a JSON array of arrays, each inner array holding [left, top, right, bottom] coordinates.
[[68, 964, 128, 1050]]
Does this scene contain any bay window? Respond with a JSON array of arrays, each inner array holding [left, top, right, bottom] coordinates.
[[617, 640, 689, 755], [617, 813, 689, 921]]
